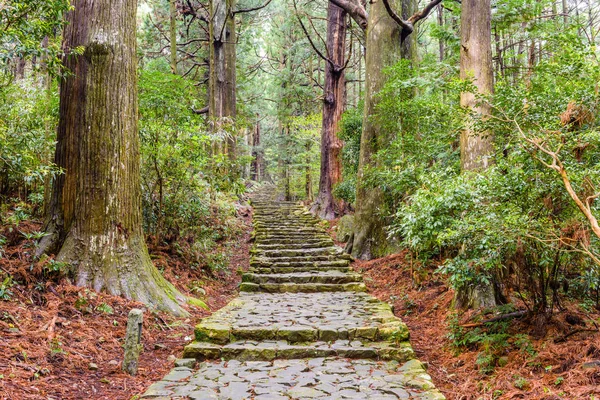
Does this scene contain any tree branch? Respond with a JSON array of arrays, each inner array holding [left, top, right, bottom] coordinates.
[[293, 0, 337, 69], [329, 0, 368, 30], [234, 0, 273, 15], [381, 0, 444, 36], [408, 0, 444, 24]]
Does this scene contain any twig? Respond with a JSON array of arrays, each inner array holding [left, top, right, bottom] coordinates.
[[461, 310, 528, 328], [554, 328, 599, 343]]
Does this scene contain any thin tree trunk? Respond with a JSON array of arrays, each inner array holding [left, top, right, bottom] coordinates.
[[311, 2, 347, 220], [437, 4, 444, 62], [251, 113, 262, 181], [38, 0, 187, 315], [305, 141, 313, 201], [170, 0, 177, 74]]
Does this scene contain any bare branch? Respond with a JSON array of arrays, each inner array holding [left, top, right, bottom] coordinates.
[[234, 0, 273, 15], [329, 0, 368, 30], [408, 0, 444, 25], [293, 0, 336, 69], [381, 0, 444, 36], [381, 0, 413, 33], [192, 106, 209, 114]]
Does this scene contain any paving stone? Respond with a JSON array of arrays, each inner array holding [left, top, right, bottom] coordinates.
[[143, 189, 445, 400]]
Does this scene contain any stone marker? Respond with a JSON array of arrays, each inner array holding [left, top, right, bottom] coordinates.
[[123, 308, 144, 375]]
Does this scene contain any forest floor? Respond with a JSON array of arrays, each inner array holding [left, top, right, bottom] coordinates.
[[353, 252, 600, 400], [0, 209, 252, 400]]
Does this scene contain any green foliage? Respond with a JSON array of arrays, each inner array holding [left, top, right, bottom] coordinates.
[[0, 80, 60, 201], [0, 0, 71, 83], [334, 107, 363, 204], [138, 67, 241, 248], [377, 33, 600, 313], [0, 275, 15, 300], [95, 303, 114, 315]]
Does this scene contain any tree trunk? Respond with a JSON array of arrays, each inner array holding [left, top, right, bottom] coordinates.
[[305, 141, 313, 201], [351, 0, 415, 260], [38, 0, 187, 315], [457, 0, 497, 309], [251, 113, 262, 181], [170, 0, 178, 74], [311, 2, 347, 220], [459, 0, 494, 171], [209, 0, 237, 159], [437, 4, 444, 62]]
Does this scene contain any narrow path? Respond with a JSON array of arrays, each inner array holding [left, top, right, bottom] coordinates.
[[142, 186, 445, 399]]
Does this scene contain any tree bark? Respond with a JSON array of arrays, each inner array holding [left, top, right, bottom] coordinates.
[[209, 0, 237, 159], [456, 0, 497, 309], [311, 2, 347, 220], [170, 0, 178, 74], [38, 0, 187, 315], [251, 113, 262, 181], [351, 0, 415, 260], [459, 0, 494, 171]]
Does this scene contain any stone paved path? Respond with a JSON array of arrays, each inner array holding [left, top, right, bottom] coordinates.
[[142, 186, 445, 399]]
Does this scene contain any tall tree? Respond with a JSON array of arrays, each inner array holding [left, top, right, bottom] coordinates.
[[170, 0, 178, 74], [209, 0, 237, 158], [332, 0, 440, 259], [459, 0, 494, 171], [38, 0, 187, 315], [305, 2, 348, 220], [455, 0, 496, 309], [351, 0, 415, 259]]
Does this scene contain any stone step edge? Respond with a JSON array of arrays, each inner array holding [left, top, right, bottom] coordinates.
[[182, 340, 415, 363], [239, 282, 367, 293], [241, 272, 363, 284], [195, 319, 408, 344], [249, 266, 351, 274]]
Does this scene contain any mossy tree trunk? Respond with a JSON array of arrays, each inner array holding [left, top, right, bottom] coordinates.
[[311, 2, 347, 220], [351, 0, 415, 260], [38, 0, 188, 316], [456, 0, 497, 309]]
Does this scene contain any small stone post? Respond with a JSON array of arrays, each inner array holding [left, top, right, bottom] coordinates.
[[123, 308, 143, 375]]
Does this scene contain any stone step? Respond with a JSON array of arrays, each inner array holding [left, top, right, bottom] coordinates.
[[183, 339, 415, 362], [256, 238, 334, 245], [242, 271, 362, 285], [255, 242, 333, 250], [239, 282, 367, 293], [250, 261, 351, 271], [249, 265, 352, 274], [251, 255, 351, 264], [252, 248, 342, 257]]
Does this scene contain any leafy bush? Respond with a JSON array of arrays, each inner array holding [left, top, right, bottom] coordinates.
[[378, 33, 600, 316], [0, 80, 60, 203], [138, 66, 243, 251]]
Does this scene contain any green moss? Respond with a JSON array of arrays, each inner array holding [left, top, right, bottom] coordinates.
[[188, 297, 209, 310]]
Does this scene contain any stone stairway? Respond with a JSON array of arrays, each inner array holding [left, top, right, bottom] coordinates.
[[142, 185, 445, 399]]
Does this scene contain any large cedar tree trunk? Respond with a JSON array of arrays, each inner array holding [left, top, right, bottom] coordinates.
[[38, 0, 187, 315], [209, 0, 237, 159], [351, 0, 415, 260], [456, 0, 497, 309], [311, 2, 347, 220]]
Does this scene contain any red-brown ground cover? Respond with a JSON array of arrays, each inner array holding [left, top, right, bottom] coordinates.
[[355, 252, 600, 400], [0, 213, 252, 400]]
